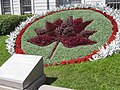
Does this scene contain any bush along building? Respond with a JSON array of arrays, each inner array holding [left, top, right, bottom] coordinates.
[[0, 0, 119, 15]]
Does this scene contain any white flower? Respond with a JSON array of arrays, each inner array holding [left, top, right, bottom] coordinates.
[[6, 3, 120, 62]]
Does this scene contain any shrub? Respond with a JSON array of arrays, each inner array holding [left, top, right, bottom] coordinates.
[[0, 15, 31, 35]]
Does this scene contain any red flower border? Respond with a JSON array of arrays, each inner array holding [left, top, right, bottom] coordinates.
[[15, 8, 118, 67]]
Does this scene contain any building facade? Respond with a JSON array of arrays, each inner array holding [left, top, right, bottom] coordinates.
[[0, 0, 119, 15]]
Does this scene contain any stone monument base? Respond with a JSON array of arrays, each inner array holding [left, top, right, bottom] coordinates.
[[0, 54, 46, 90], [0, 74, 46, 90]]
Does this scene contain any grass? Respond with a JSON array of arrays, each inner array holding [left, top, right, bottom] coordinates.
[[0, 36, 10, 66], [45, 54, 120, 90], [1, 35, 120, 89], [21, 9, 112, 64]]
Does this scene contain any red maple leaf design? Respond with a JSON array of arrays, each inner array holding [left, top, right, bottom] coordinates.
[[27, 16, 97, 59]]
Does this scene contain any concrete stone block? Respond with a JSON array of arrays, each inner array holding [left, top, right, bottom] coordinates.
[[0, 54, 46, 90]]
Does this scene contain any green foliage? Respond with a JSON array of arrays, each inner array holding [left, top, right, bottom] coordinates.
[[0, 36, 10, 66], [22, 10, 112, 64], [0, 15, 31, 35]]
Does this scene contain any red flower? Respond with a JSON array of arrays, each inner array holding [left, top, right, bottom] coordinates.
[[15, 8, 118, 67], [68, 60, 75, 64], [60, 60, 68, 65], [44, 64, 49, 67], [74, 58, 82, 63]]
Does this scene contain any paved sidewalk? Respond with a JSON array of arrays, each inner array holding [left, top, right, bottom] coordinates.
[[39, 85, 73, 90]]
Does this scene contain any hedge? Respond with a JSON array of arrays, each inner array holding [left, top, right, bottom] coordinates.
[[0, 15, 32, 35]]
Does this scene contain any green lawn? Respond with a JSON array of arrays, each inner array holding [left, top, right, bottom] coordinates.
[[45, 55, 120, 90], [0, 36, 10, 66], [1, 35, 120, 90]]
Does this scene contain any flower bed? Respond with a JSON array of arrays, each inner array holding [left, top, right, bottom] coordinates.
[[6, 4, 120, 66]]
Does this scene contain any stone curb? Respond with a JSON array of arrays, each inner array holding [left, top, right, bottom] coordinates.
[[39, 85, 73, 90]]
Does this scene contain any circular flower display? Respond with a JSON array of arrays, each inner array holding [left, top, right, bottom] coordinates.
[[6, 4, 120, 66]]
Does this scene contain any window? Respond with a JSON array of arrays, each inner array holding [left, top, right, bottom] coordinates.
[[1, 0, 11, 14], [69, 0, 81, 4], [56, 0, 81, 7], [106, 0, 120, 9], [20, 0, 32, 14], [56, 0, 64, 7], [56, 0, 69, 7]]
